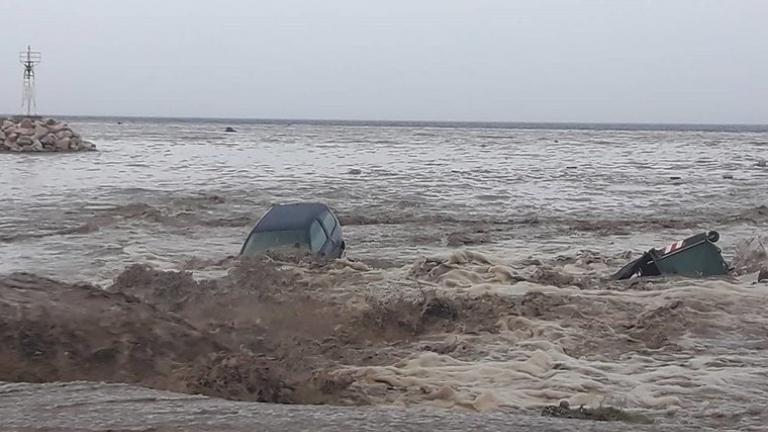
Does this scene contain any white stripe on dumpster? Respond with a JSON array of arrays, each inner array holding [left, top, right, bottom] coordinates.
[[664, 240, 684, 254]]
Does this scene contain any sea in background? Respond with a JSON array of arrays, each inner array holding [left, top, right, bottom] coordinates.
[[1, 117, 768, 431]]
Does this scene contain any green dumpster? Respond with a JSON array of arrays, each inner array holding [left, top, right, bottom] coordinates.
[[613, 231, 730, 280]]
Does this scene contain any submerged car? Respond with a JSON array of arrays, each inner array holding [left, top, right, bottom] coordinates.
[[240, 202, 346, 259]]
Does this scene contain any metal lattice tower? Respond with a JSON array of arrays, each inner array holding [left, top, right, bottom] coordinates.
[[19, 45, 42, 116]]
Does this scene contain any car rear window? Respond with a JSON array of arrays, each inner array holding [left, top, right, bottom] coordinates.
[[320, 211, 337, 235], [309, 221, 327, 253], [242, 230, 308, 256]]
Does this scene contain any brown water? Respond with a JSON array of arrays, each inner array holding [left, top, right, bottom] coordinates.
[[1, 119, 768, 431]]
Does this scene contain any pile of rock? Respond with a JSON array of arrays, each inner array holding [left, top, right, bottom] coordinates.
[[0, 117, 96, 153]]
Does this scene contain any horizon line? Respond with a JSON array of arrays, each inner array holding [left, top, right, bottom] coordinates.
[[3, 113, 767, 130]]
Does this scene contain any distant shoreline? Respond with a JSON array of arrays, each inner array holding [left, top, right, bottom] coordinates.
[[3, 113, 767, 133]]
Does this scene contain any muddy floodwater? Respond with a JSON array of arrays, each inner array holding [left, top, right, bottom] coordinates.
[[2, 118, 768, 431]]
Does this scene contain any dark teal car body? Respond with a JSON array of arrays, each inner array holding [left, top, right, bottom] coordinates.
[[240, 203, 345, 259]]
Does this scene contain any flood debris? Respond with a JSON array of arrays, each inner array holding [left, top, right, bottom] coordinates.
[[730, 236, 768, 280], [613, 231, 730, 280], [759, 268, 768, 283], [541, 400, 653, 424]]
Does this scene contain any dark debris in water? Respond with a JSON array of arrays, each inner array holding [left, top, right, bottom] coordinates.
[[758, 268, 768, 282], [541, 401, 653, 425]]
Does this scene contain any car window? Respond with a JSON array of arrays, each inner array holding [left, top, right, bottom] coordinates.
[[242, 230, 308, 256], [320, 211, 337, 236], [309, 221, 328, 253]]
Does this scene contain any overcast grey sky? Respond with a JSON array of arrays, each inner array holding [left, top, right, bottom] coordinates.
[[1, 0, 766, 123]]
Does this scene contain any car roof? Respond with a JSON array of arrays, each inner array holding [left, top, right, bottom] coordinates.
[[254, 202, 332, 232]]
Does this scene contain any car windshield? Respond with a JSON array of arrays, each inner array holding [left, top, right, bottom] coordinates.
[[241, 230, 309, 256]]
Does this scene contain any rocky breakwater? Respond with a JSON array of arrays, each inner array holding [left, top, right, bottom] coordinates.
[[0, 117, 96, 153]]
